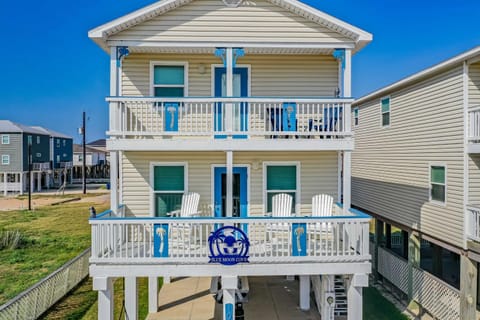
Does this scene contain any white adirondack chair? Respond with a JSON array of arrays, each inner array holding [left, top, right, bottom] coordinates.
[[270, 193, 293, 217], [312, 194, 334, 233], [168, 192, 201, 217]]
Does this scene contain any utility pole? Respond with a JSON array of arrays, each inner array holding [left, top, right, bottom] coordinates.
[[27, 137, 32, 210], [82, 112, 87, 194]]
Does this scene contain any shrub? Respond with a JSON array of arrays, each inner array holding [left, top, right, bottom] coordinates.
[[0, 230, 28, 250]]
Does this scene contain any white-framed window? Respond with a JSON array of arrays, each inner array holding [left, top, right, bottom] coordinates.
[[150, 62, 188, 97], [151, 163, 188, 217], [1, 155, 9, 165], [27, 135, 32, 145], [381, 97, 390, 127], [353, 107, 359, 127], [264, 163, 300, 214], [1, 135, 10, 145], [430, 165, 446, 204], [56, 139, 60, 148], [36, 136, 40, 144]]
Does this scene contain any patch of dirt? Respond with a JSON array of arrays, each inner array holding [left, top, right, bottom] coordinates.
[[0, 194, 110, 211]]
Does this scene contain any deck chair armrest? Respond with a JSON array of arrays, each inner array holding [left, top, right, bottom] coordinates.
[[167, 210, 181, 217]]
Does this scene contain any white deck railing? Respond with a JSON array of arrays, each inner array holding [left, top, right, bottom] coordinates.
[[90, 212, 370, 265], [0, 182, 22, 192], [107, 97, 352, 139], [59, 161, 73, 169], [467, 205, 480, 242], [32, 162, 50, 171], [468, 106, 480, 142]]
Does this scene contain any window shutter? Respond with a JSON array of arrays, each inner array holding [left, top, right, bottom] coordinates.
[[154, 166, 184, 191]]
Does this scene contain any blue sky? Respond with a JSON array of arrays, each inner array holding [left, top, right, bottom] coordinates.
[[0, 0, 479, 143]]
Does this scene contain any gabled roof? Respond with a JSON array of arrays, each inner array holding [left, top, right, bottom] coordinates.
[[355, 46, 480, 106], [73, 144, 106, 154], [87, 139, 106, 148], [31, 126, 73, 139], [89, 0, 372, 52], [0, 120, 46, 135]]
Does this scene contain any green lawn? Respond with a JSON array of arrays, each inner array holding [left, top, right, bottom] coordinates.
[[0, 197, 108, 305], [364, 286, 409, 320]]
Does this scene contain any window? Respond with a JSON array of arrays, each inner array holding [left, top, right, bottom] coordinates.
[[63, 140, 66, 147], [152, 64, 186, 97], [56, 139, 60, 148], [381, 97, 390, 127], [57, 155, 60, 163], [36, 136, 40, 144], [430, 165, 446, 203], [78, 155, 83, 162], [36, 153, 41, 158], [265, 164, 298, 213], [420, 239, 460, 289], [27, 135, 32, 145], [1, 135, 9, 144], [353, 108, 359, 126], [1, 155, 9, 165], [153, 164, 186, 217]]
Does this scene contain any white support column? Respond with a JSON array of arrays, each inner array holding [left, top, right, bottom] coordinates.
[[125, 277, 138, 320], [110, 151, 119, 214], [343, 151, 351, 211], [94, 277, 114, 320], [19, 173, 23, 195], [225, 48, 234, 136], [37, 172, 42, 192], [222, 276, 237, 320], [299, 275, 310, 311], [30, 171, 34, 194], [337, 152, 342, 203], [347, 274, 368, 320], [226, 151, 233, 217], [344, 49, 352, 97], [3, 173, 7, 196], [148, 277, 159, 313], [321, 275, 335, 320]]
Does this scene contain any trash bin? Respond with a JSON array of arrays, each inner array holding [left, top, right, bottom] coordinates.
[[106, 183, 110, 190]]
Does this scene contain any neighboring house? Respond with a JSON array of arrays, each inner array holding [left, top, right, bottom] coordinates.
[[72, 144, 109, 181], [0, 120, 51, 195], [352, 47, 480, 320], [32, 126, 73, 186], [88, 1, 372, 319]]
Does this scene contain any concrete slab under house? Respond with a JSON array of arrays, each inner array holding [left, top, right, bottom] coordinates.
[[88, 0, 373, 319]]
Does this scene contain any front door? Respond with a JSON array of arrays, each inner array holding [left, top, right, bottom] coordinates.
[[214, 67, 249, 138], [214, 167, 248, 218]]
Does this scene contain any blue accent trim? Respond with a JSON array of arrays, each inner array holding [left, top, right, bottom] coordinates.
[[117, 46, 130, 67], [282, 103, 297, 132], [215, 48, 227, 67], [225, 303, 234, 320], [92, 215, 371, 221], [214, 67, 249, 139], [214, 167, 248, 218], [336, 202, 372, 219], [164, 102, 179, 132], [153, 224, 169, 257], [107, 95, 355, 100], [95, 210, 113, 219], [333, 49, 346, 69], [292, 223, 307, 256], [232, 48, 245, 67]]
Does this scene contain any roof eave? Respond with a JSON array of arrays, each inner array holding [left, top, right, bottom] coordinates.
[[354, 46, 480, 106]]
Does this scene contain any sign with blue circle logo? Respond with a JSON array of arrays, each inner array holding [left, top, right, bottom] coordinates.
[[208, 226, 250, 266]]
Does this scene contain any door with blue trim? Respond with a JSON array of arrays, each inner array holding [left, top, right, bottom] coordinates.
[[214, 167, 248, 218], [214, 67, 249, 139]]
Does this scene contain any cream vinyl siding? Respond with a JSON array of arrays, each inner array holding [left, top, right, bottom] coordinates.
[[469, 62, 480, 108], [110, 0, 352, 44], [121, 53, 338, 96], [121, 151, 338, 217], [469, 154, 480, 206], [352, 65, 465, 247]]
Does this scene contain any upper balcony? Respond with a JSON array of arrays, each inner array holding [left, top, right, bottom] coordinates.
[[107, 97, 353, 152]]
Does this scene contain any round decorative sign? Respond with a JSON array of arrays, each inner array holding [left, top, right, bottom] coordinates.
[[208, 226, 250, 266]]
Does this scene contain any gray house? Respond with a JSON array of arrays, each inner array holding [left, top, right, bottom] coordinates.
[[0, 120, 50, 195]]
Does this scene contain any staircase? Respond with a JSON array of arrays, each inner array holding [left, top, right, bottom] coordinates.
[[334, 275, 348, 318]]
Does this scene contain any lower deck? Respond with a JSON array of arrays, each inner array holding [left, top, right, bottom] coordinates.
[[147, 276, 322, 320]]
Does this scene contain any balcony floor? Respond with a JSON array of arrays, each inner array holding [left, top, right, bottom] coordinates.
[[147, 276, 321, 320]]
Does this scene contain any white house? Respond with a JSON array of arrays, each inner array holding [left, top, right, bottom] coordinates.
[[88, 0, 372, 319]]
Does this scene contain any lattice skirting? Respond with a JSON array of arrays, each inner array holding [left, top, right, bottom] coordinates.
[[377, 247, 409, 294]]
